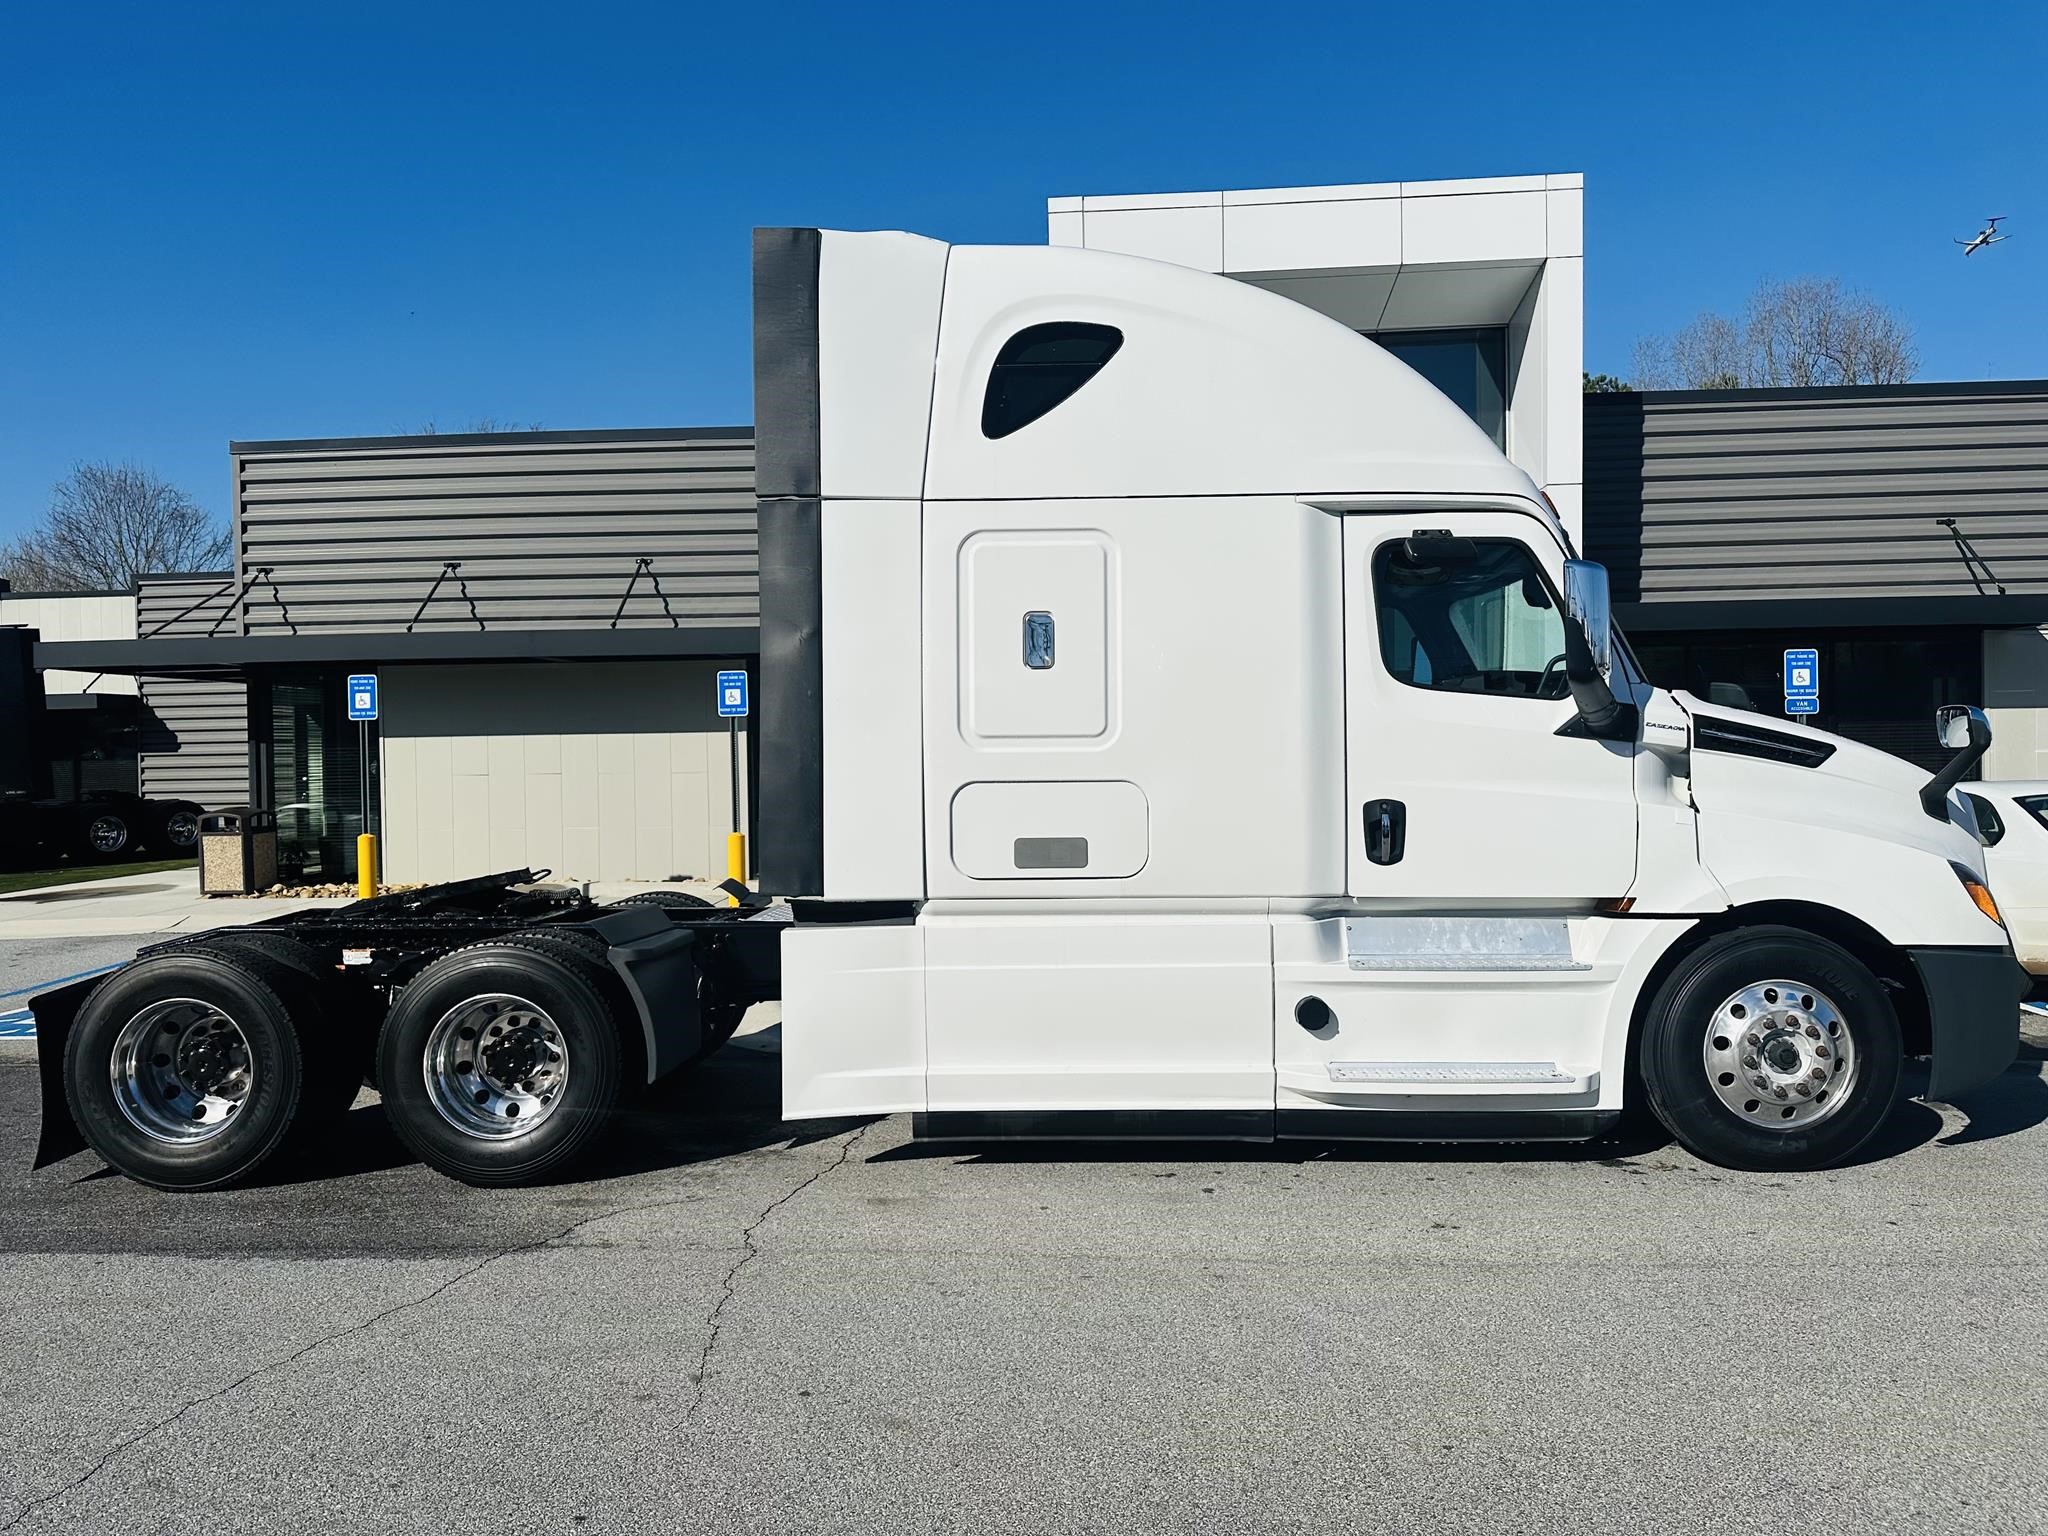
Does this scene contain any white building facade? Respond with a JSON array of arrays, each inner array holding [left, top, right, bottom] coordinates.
[[1048, 174, 1585, 542]]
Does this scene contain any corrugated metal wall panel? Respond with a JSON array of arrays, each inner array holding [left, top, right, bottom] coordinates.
[[233, 430, 758, 636], [136, 574, 247, 806], [1585, 382, 2048, 607]]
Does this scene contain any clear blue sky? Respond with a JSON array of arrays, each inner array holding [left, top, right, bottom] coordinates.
[[3, 0, 2042, 539]]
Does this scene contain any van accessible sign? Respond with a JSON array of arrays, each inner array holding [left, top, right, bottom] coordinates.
[[1782, 649, 1818, 717]]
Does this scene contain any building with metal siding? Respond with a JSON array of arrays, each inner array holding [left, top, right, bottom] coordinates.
[[1586, 382, 2048, 773], [134, 573, 249, 807], [231, 428, 758, 636], [37, 429, 760, 885]]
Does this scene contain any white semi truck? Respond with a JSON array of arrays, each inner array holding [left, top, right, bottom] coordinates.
[[30, 227, 2022, 1189]]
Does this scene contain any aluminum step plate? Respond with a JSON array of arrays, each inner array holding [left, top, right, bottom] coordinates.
[[1326, 1061, 1576, 1085], [1344, 916, 1589, 972]]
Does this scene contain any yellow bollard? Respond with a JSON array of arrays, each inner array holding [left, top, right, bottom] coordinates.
[[727, 831, 746, 907], [357, 833, 378, 899]]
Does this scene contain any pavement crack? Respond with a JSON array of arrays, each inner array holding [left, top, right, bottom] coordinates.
[[0, 1210, 611, 1533], [687, 1121, 871, 1420]]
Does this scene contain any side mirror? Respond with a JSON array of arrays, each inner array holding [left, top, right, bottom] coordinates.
[[1563, 560, 1613, 678], [1938, 704, 1988, 750], [1921, 705, 1994, 822]]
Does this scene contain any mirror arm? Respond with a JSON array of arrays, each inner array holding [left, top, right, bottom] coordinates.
[[1919, 715, 1993, 822], [1562, 618, 1637, 742]]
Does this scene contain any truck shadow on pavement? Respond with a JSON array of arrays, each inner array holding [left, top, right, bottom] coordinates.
[[874, 1053, 2048, 1172], [33, 1032, 2048, 1196], [224, 1032, 851, 1190]]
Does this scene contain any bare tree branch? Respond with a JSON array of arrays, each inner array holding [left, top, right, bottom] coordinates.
[[1630, 277, 1917, 389], [0, 462, 229, 592], [410, 418, 544, 436]]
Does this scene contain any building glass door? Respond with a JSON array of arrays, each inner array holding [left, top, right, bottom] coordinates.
[[265, 672, 378, 882]]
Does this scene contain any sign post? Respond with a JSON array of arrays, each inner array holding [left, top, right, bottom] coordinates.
[[346, 674, 380, 897], [717, 670, 750, 904], [1782, 648, 1819, 718]]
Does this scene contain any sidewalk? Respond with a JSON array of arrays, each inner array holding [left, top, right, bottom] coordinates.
[[0, 867, 358, 939], [0, 866, 737, 940]]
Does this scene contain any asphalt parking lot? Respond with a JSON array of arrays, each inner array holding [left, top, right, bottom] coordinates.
[[2, 974, 2047, 1534]]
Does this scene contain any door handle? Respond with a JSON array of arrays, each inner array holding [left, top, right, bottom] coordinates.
[[1363, 798, 1406, 865]]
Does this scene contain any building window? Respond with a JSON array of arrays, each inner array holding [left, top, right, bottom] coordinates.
[[1369, 327, 1508, 448], [982, 323, 1124, 439]]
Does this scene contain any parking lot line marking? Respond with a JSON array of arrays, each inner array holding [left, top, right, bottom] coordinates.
[[0, 963, 126, 1003], [0, 1009, 36, 1037]]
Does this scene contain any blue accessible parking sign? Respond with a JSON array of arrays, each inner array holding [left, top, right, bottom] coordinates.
[[717, 670, 749, 718], [346, 674, 379, 721], [1782, 648, 1818, 718]]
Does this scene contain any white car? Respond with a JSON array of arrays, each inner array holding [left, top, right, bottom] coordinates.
[[1963, 782, 2048, 975]]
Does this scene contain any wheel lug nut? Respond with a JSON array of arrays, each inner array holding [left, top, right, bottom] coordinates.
[[1804, 1023, 1821, 1039], [1751, 1075, 1770, 1090], [1742, 1054, 1760, 1070], [1797, 1084, 1813, 1097], [1810, 1067, 1826, 1082], [1772, 1086, 1789, 1099], [1745, 1032, 1762, 1049], [1815, 1044, 1831, 1060]]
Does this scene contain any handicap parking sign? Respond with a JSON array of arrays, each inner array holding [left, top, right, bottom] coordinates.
[[717, 670, 749, 718], [346, 674, 379, 721], [1782, 649, 1818, 717]]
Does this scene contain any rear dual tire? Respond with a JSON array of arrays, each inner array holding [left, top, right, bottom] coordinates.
[[375, 939, 626, 1187], [62, 945, 342, 1191]]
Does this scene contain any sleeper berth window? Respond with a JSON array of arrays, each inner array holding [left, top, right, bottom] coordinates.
[[981, 323, 1124, 439]]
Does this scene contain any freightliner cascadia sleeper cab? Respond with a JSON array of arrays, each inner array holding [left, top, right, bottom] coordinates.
[[756, 226, 2023, 1174], [28, 226, 2024, 1191]]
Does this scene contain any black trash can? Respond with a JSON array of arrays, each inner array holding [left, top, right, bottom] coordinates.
[[198, 808, 278, 895]]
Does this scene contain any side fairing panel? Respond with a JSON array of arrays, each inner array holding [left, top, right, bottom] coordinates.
[[817, 232, 949, 500], [821, 500, 925, 899], [755, 227, 946, 895], [781, 923, 927, 1118]]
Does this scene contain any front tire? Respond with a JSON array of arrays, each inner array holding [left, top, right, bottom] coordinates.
[[1641, 926, 1901, 1171], [377, 941, 625, 1186]]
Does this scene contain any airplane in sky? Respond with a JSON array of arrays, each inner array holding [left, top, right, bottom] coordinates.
[[1956, 216, 2010, 256]]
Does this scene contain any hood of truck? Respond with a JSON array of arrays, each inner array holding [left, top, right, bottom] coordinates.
[[1673, 692, 1986, 873]]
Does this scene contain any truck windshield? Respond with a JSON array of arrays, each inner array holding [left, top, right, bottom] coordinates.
[[1373, 539, 1570, 699]]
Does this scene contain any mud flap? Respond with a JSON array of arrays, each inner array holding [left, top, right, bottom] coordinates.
[[1911, 945, 2027, 1104], [581, 909, 702, 1084], [29, 977, 99, 1169]]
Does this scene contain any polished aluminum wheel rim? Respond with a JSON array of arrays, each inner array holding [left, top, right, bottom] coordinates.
[[164, 811, 200, 848], [1703, 979, 1856, 1132], [88, 815, 128, 854], [422, 993, 568, 1141], [110, 998, 253, 1143]]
